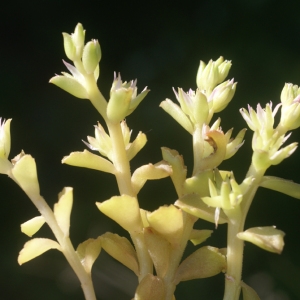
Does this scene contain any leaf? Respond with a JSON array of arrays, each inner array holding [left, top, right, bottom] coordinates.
[[100, 232, 139, 275], [241, 281, 261, 300], [62, 150, 116, 174], [96, 195, 142, 232], [11, 154, 40, 198], [21, 216, 45, 237], [54, 187, 73, 237], [49, 75, 88, 99], [76, 237, 101, 274], [175, 193, 228, 224], [18, 238, 61, 265], [189, 229, 213, 246], [260, 176, 300, 199], [144, 227, 171, 278], [147, 205, 184, 245], [134, 274, 165, 300], [237, 226, 285, 254], [174, 246, 226, 284], [160, 99, 193, 134], [131, 161, 172, 194]]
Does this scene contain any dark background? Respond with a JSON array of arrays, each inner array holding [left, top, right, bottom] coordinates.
[[1, 0, 300, 299]]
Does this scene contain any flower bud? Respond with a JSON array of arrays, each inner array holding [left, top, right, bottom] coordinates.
[[82, 40, 101, 74], [62, 33, 76, 61], [209, 79, 237, 113], [72, 23, 85, 59]]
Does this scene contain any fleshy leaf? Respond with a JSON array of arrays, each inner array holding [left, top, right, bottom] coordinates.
[[241, 281, 261, 300], [144, 227, 171, 278], [11, 154, 40, 199], [174, 246, 226, 284], [49, 75, 88, 99], [21, 216, 45, 237], [189, 229, 213, 246], [237, 226, 285, 254], [134, 274, 165, 300], [76, 237, 101, 274], [260, 176, 300, 199], [62, 150, 116, 174], [131, 161, 172, 194], [100, 232, 139, 275], [160, 99, 194, 134], [54, 187, 73, 237], [96, 195, 142, 232], [161, 147, 187, 197], [126, 132, 147, 161], [147, 205, 184, 245], [18, 238, 61, 265], [175, 193, 228, 224]]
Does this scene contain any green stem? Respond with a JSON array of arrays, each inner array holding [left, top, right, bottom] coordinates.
[[192, 123, 205, 175], [28, 195, 97, 300], [223, 163, 266, 300]]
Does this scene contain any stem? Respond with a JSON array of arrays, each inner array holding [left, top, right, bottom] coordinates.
[[29, 195, 97, 300], [223, 163, 266, 300], [192, 123, 205, 175], [130, 231, 153, 281]]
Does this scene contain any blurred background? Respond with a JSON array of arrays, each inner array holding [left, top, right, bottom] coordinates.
[[1, 0, 300, 299]]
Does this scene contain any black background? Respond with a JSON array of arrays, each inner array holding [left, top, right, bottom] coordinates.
[[1, 0, 300, 299]]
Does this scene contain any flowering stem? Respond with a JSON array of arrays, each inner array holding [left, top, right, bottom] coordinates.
[[192, 123, 205, 175], [23, 193, 96, 300], [223, 164, 266, 300]]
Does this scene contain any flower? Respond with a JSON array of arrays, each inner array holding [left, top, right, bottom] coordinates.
[[106, 73, 149, 122]]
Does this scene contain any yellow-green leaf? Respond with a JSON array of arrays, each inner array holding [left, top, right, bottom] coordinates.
[[76, 237, 101, 274], [241, 281, 261, 300], [21, 216, 45, 237], [54, 187, 73, 237], [237, 226, 285, 254], [62, 150, 116, 174], [18, 238, 61, 265], [100, 232, 138, 275], [134, 274, 165, 300], [96, 195, 142, 232]]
